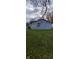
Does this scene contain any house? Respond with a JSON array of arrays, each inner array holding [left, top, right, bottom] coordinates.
[[27, 19, 53, 29]]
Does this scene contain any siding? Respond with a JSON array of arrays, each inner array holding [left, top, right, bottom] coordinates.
[[29, 21, 52, 29]]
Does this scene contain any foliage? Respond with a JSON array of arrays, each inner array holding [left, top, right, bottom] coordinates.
[[26, 23, 31, 29]]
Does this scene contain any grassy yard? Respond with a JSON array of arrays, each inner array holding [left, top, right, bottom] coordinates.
[[26, 30, 53, 59]]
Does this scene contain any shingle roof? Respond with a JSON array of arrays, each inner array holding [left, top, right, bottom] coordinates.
[[29, 18, 52, 24]]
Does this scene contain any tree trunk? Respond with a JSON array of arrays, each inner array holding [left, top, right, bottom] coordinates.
[[42, 4, 47, 18], [41, 6, 44, 14]]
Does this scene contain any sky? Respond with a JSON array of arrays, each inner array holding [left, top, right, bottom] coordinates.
[[26, 0, 53, 22]]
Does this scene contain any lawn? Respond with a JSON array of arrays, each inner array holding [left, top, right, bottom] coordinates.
[[26, 30, 53, 59]]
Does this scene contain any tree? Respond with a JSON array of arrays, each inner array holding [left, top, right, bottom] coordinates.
[[28, 0, 52, 18], [26, 23, 31, 29]]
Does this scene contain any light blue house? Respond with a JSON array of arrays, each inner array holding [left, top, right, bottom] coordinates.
[[28, 19, 53, 29]]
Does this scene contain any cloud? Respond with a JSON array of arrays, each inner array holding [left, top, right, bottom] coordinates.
[[26, 2, 42, 22], [26, 0, 53, 22]]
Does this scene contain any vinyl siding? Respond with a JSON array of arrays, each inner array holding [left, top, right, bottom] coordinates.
[[29, 21, 52, 29]]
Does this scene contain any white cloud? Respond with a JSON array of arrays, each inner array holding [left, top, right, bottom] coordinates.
[[26, 0, 53, 22], [26, 3, 42, 22]]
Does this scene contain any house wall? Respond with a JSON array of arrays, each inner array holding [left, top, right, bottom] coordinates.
[[29, 21, 52, 29]]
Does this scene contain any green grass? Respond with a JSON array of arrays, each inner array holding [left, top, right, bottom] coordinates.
[[26, 30, 53, 59]]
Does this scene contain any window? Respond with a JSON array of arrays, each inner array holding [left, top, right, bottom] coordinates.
[[37, 23, 40, 27]]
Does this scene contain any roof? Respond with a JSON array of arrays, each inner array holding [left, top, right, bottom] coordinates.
[[29, 18, 52, 24]]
